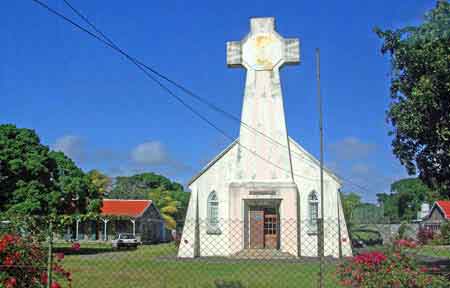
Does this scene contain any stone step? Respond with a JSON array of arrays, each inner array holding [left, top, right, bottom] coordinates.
[[232, 249, 296, 259]]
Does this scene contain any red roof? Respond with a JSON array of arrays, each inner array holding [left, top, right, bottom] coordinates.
[[435, 201, 450, 219], [101, 199, 152, 218]]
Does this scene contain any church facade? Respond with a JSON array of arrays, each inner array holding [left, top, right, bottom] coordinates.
[[178, 17, 351, 258]]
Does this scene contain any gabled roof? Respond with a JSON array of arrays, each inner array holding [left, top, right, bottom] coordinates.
[[101, 199, 152, 218], [188, 139, 239, 186], [187, 136, 341, 186], [288, 137, 341, 184], [431, 200, 450, 219]]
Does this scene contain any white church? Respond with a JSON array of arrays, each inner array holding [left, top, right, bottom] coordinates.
[[178, 17, 351, 258]]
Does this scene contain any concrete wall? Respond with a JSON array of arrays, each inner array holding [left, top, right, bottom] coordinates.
[[290, 138, 352, 257], [178, 143, 239, 257]]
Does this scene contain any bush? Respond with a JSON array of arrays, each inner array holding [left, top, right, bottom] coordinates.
[[0, 234, 71, 288], [337, 239, 448, 287], [439, 222, 450, 245], [397, 222, 412, 240], [417, 227, 434, 244]]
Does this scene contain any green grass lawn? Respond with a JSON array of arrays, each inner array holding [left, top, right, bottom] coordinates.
[[54, 242, 340, 288], [416, 245, 450, 258]]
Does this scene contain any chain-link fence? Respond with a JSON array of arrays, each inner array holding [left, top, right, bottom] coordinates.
[[1, 217, 449, 287]]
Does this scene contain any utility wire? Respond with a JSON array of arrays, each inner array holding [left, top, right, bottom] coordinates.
[[33, 0, 382, 193], [32, 0, 320, 182], [61, 0, 325, 170], [60, 0, 385, 195]]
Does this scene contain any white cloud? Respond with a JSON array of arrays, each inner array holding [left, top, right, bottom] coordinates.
[[52, 135, 85, 161], [130, 141, 169, 165], [329, 137, 375, 161]]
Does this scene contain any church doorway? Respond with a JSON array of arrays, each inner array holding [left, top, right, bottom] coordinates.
[[247, 205, 280, 249]]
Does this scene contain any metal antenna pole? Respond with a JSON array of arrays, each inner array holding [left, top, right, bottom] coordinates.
[[316, 48, 325, 288]]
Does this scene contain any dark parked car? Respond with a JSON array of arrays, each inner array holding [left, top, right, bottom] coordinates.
[[351, 229, 383, 248]]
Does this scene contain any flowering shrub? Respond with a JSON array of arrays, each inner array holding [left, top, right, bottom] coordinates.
[[70, 243, 80, 252], [393, 239, 417, 248], [440, 222, 450, 245], [337, 239, 448, 287], [417, 227, 434, 244], [0, 234, 71, 288]]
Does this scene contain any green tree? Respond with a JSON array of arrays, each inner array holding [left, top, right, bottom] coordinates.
[[341, 192, 362, 223], [50, 151, 101, 215], [375, 1, 450, 196], [148, 188, 179, 229], [0, 124, 56, 214], [109, 172, 183, 199], [0, 124, 101, 216], [377, 178, 437, 222], [376, 192, 400, 222], [392, 178, 437, 220], [147, 188, 191, 229], [87, 169, 111, 197], [108, 172, 190, 227]]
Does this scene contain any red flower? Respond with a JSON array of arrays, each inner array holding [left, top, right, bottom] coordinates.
[[420, 266, 428, 273], [55, 252, 64, 261], [71, 242, 80, 251], [4, 234, 14, 243], [0, 241, 6, 253], [51, 281, 61, 288], [3, 256, 14, 266], [394, 239, 417, 248], [431, 266, 440, 272], [5, 277, 17, 288], [353, 251, 387, 266], [41, 272, 48, 285], [339, 279, 352, 286]]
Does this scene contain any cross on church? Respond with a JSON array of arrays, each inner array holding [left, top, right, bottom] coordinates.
[[225, 18, 300, 181], [227, 17, 300, 71]]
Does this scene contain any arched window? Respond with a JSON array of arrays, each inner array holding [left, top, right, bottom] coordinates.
[[308, 191, 319, 232], [207, 191, 219, 228]]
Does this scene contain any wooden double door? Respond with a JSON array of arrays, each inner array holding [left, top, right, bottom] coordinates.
[[249, 208, 279, 249]]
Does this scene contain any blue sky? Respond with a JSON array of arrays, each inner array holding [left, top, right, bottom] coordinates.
[[1, 0, 437, 202]]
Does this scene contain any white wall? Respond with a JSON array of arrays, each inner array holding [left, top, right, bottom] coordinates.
[[290, 138, 352, 257]]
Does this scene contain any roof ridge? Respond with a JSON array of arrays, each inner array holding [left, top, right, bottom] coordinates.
[[433, 200, 450, 219]]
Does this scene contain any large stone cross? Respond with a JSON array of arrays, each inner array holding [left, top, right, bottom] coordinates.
[[227, 17, 300, 71], [226, 17, 300, 181]]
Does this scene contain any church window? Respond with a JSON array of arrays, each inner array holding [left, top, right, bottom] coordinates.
[[308, 191, 319, 232], [207, 191, 219, 229]]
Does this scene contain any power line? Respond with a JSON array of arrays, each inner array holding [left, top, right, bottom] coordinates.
[[59, 0, 386, 194], [61, 1, 386, 195], [32, 0, 383, 195], [31, 0, 321, 183], [61, 0, 324, 168], [39, 0, 383, 193]]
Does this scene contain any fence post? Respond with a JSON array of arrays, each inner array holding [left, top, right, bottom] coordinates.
[[47, 220, 53, 288]]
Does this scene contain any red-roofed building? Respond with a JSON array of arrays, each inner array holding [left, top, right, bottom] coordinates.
[[70, 199, 171, 243], [101, 199, 153, 218], [422, 200, 450, 231]]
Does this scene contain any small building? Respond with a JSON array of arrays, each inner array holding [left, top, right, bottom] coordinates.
[[422, 201, 450, 232], [68, 199, 171, 243]]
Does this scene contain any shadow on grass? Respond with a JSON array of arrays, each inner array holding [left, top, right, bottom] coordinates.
[[214, 280, 245, 288], [53, 246, 137, 255]]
